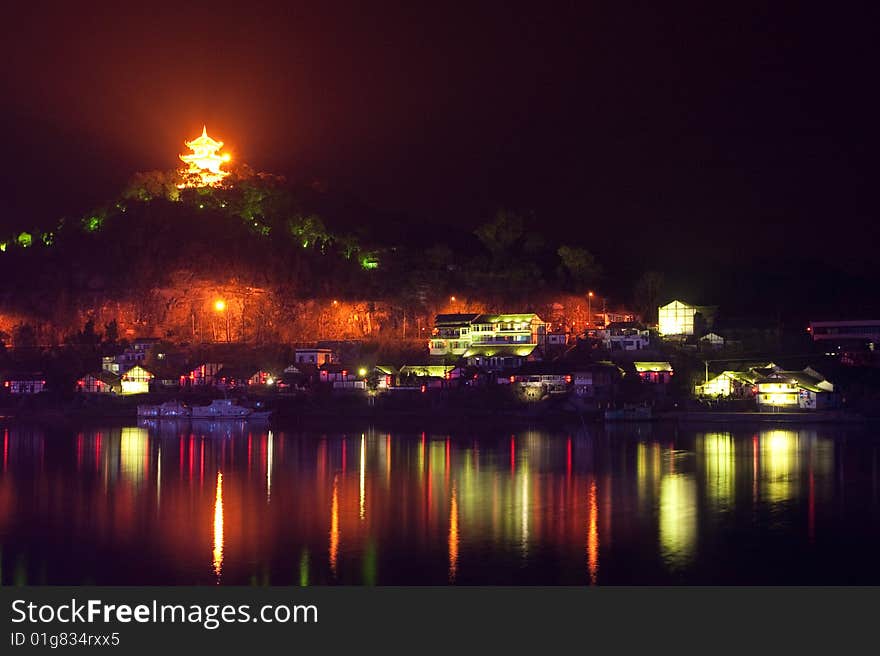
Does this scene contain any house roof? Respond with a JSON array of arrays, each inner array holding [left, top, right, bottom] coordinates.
[[80, 370, 122, 386], [464, 344, 538, 358], [374, 365, 398, 375], [121, 365, 153, 379], [216, 366, 261, 380], [472, 313, 542, 324], [434, 313, 480, 326], [400, 364, 454, 378], [634, 361, 673, 372], [758, 369, 833, 393]]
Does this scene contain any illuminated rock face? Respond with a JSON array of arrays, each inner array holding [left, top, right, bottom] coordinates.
[[179, 126, 230, 187]]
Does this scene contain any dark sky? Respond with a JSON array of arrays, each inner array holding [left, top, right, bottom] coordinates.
[[1, 1, 878, 275]]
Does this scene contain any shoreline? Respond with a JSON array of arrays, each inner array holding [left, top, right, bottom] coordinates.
[[0, 403, 874, 431]]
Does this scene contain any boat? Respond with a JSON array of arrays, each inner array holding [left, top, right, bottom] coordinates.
[[137, 398, 272, 421], [190, 398, 258, 419], [604, 405, 652, 421], [137, 400, 192, 418]]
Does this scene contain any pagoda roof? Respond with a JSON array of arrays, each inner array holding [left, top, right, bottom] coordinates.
[[185, 126, 224, 149]]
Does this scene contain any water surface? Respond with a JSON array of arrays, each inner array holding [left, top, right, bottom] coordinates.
[[1, 421, 878, 584]]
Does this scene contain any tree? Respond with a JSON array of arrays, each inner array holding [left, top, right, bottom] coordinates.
[[104, 319, 119, 345], [75, 318, 101, 346], [474, 210, 524, 262], [557, 245, 600, 290], [12, 323, 37, 349]]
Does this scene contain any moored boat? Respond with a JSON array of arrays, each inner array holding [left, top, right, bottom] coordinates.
[[190, 398, 255, 419], [137, 400, 192, 418], [604, 405, 652, 421]]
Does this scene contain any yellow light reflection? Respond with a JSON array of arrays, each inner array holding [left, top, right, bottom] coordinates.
[[120, 427, 148, 484], [449, 484, 459, 583], [329, 474, 339, 576], [212, 471, 224, 581], [761, 430, 799, 504], [587, 479, 599, 584], [659, 473, 697, 570], [701, 433, 735, 510]]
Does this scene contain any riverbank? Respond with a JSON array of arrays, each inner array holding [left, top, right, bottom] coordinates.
[[659, 410, 870, 424]]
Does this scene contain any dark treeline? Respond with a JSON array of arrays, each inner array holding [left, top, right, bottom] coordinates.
[[0, 168, 607, 321], [0, 164, 876, 330]]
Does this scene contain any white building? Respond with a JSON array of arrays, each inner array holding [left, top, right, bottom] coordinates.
[[429, 313, 546, 360], [600, 322, 650, 351], [658, 300, 715, 337], [294, 348, 337, 366]]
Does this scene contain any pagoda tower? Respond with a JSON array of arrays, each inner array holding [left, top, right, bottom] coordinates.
[[179, 126, 231, 187]]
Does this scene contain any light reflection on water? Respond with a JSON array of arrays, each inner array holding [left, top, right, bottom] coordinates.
[[0, 421, 879, 584]]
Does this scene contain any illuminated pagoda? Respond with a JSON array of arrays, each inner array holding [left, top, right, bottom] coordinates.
[[179, 126, 231, 187]]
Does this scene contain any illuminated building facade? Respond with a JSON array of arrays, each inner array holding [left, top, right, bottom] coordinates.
[[178, 126, 231, 188], [120, 365, 153, 395], [429, 313, 546, 362], [429, 313, 480, 356], [696, 370, 759, 398], [185, 362, 224, 386], [756, 368, 835, 410], [633, 361, 674, 384], [658, 300, 715, 337], [77, 371, 121, 394]]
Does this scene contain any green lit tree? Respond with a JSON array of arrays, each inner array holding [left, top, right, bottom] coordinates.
[[557, 245, 600, 291]]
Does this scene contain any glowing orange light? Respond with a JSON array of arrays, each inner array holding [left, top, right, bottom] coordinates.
[[329, 474, 339, 575], [179, 126, 230, 187], [587, 479, 599, 584], [214, 299, 226, 312], [213, 471, 224, 581], [449, 484, 459, 583]]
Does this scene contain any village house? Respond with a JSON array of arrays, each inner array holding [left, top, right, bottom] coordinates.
[[294, 347, 337, 366], [148, 363, 190, 391], [600, 322, 650, 351], [429, 313, 546, 361], [696, 370, 759, 399], [505, 362, 573, 400], [658, 300, 716, 337], [120, 365, 153, 395], [428, 313, 480, 356], [572, 363, 620, 400], [696, 362, 779, 399], [2, 372, 47, 395], [319, 363, 367, 390], [633, 361, 674, 384], [76, 371, 122, 394], [755, 367, 837, 410], [699, 332, 725, 349], [185, 362, 224, 386], [215, 366, 278, 390], [373, 365, 399, 389], [399, 364, 457, 388]]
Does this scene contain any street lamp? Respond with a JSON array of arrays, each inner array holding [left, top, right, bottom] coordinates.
[[587, 291, 594, 328], [214, 299, 229, 342]]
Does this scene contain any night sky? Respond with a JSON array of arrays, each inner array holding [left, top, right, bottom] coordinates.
[[2, 2, 878, 286]]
